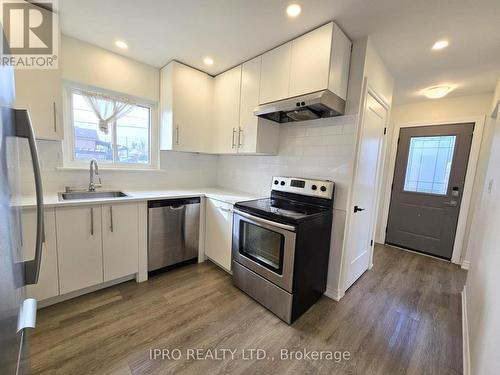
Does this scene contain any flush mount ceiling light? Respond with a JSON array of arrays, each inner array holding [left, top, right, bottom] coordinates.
[[286, 4, 302, 18], [203, 57, 214, 66], [432, 40, 449, 50], [422, 85, 453, 99], [115, 40, 128, 49]]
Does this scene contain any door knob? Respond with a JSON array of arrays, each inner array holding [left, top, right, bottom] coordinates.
[[354, 205, 365, 213]]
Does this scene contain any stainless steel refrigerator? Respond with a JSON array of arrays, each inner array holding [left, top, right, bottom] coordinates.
[[0, 37, 45, 374]]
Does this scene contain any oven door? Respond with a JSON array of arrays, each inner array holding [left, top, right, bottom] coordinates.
[[232, 210, 296, 292]]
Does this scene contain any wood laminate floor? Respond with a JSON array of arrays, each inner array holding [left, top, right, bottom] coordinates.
[[31, 244, 467, 375]]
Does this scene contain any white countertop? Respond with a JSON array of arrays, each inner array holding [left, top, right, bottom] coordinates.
[[19, 187, 262, 209]]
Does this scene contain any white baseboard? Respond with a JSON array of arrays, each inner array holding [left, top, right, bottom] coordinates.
[[462, 289, 470, 375], [461, 260, 470, 270], [324, 287, 344, 301]]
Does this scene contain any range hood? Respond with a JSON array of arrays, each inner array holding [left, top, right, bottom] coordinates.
[[254, 90, 345, 124]]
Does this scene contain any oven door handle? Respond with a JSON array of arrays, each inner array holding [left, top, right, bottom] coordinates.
[[233, 209, 296, 232]]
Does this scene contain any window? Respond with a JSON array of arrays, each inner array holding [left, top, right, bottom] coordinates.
[[403, 135, 456, 195], [68, 90, 152, 167]]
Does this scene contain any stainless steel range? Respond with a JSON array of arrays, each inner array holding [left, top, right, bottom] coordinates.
[[232, 177, 334, 324]]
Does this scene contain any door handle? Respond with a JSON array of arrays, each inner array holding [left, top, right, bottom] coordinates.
[[238, 127, 243, 148], [53, 102, 57, 133], [354, 205, 365, 213], [14, 109, 44, 286], [169, 205, 185, 211], [444, 201, 458, 207], [109, 206, 114, 232], [175, 124, 180, 145], [232, 128, 237, 149]]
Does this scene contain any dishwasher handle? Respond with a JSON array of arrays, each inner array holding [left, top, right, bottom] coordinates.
[[148, 197, 200, 209]]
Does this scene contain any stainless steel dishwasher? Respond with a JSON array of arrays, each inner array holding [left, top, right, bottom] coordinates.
[[148, 197, 200, 271]]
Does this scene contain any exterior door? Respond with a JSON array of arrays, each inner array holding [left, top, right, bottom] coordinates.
[[386, 123, 474, 259], [344, 93, 388, 291]]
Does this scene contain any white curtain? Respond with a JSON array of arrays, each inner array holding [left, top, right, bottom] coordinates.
[[82, 91, 134, 134]]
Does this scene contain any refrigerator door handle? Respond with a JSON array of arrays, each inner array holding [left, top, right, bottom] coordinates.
[[14, 109, 44, 286]]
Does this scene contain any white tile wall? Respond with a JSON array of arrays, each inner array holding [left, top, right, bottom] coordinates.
[[19, 140, 218, 195], [217, 115, 358, 211]]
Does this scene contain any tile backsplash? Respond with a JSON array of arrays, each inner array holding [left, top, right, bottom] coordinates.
[[19, 114, 357, 212], [217, 115, 358, 211], [19, 140, 218, 195]]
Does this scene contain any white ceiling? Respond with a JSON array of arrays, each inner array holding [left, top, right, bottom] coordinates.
[[59, 0, 500, 104]]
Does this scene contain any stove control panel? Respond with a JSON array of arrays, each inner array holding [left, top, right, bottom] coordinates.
[[271, 177, 334, 199]]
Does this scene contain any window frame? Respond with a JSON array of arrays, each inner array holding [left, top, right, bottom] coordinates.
[[62, 82, 159, 170]]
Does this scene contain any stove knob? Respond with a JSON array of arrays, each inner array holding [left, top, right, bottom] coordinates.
[[274, 180, 279, 185], [280, 181, 285, 186], [311, 185, 317, 190], [320, 186, 327, 192]]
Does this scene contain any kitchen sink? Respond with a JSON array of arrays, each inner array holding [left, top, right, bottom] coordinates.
[[58, 191, 128, 201]]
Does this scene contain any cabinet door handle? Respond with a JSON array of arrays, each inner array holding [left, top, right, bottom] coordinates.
[[232, 128, 237, 149], [110, 206, 114, 232], [176, 124, 180, 145], [238, 127, 243, 148], [219, 207, 232, 213], [53, 102, 57, 133], [90, 207, 94, 236]]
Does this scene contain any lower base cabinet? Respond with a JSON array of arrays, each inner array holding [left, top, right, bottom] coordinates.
[[205, 198, 233, 272], [55, 202, 140, 296], [56, 205, 104, 294], [102, 203, 139, 281], [22, 208, 59, 301]]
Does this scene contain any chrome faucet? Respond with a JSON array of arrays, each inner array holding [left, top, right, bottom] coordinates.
[[88, 159, 102, 192]]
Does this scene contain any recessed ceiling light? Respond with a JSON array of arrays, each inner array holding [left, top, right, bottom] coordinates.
[[115, 40, 128, 49], [432, 40, 449, 50], [422, 85, 453, 99], [286, 4, 302, 18], [203, 57, 214, 66]]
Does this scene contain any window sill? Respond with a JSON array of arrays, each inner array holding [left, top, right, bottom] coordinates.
[[57, 166, 164, 173]]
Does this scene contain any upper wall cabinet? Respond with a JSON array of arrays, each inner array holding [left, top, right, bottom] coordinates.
[[14, 69, 63, 141], [259, 22, 351, 105], [213, 65, 242, 154], [239, 57, 279, 154], [259, 42, 292, 104], [212, 57, 279, 155], [160, 61, 213, 153]]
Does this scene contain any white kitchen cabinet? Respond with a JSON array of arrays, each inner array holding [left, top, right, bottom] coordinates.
[[205, 199, 233, 272], [14, 69, 63, 140], [56, 205, 103, 294], [22, 208, 59, 301], [238, 57, 279, 154], [289, 23, 333, 97], [102, 202, 139, 282], [160, 61, 213, 153], [259, 42, 292, 104], [213, 66, 242, 154], [259, 22, 351, 103]]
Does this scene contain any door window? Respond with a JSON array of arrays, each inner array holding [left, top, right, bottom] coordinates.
[[403, 135, 456, 195], [239, 221, 284, 274]]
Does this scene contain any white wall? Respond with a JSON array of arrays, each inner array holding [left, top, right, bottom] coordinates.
[[375, 93, 493, 257], [20, 36, 217, 196], [464, 80, 500, 375], [61, 36, 159, 101]]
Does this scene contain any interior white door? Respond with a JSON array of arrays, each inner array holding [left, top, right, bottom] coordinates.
[[102, 203, 139, 281], [344, 93, 388, 291]]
